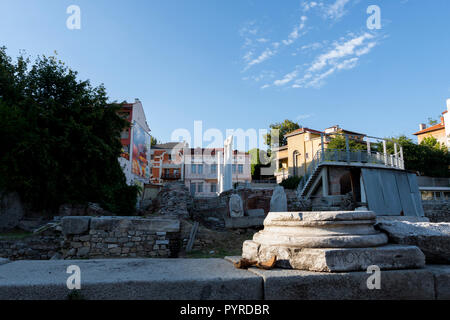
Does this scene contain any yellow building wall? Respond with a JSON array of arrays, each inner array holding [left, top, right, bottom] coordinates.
[[286, 132, 323, 177], [416, 129, 446, 145]]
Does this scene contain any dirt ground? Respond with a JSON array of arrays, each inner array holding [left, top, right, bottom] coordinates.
[[178, 220, 260, 258]]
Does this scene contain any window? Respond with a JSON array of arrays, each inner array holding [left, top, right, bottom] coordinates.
[[168, 154, 172, 161], [211, 164, 217, 174], [211, 184, 217, 193], [151, 155, 154, 160], [421, 191, 433, 201], [191, 164, 196, 174], [305, 153, 309, 159], [198, 164, 204, 174], [238, 164, 243, 174], [190, 183, 196, 194], [198, 183, 203, 193], [232, 164, 237, 173]]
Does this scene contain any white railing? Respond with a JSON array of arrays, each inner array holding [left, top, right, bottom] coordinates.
[[299, 148, 405, 196]]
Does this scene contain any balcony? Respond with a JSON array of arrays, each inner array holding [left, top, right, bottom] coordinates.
[[162, 173, 181, 180]]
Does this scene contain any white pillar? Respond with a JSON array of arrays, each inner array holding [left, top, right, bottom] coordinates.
[[223, 136, 233, 192], [217, 151, 223, 193], [383, 140, 388, 165]]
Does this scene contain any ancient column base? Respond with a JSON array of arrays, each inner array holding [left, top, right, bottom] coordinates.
[[242, 242, 425, 272], [241, 211, 426, 272]]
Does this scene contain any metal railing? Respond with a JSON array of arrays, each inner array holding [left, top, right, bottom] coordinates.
[[299, 148, 405, 195]]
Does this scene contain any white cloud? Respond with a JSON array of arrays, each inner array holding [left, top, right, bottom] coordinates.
[[296, 113, 313, 120], [301, 42, 324, 51], [301, 0, 351, 21], [282, 16, 308, 46], [244, 47, 277, 70], [292, 32, 378, 88], [273, 69, 300, 86], [325, 0, 350, 20], [308, 33, 374, 72]]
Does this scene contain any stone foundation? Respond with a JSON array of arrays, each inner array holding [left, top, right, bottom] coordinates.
[[423, 200, 450, 222], [0, 230, 62, 261], [62, 216, 181, 259]]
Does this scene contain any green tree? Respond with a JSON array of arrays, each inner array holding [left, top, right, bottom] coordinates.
[[381, 136, 449, 177], [327, 135, 367, 151], [151, 136, 159, 146], [264, 119, 300, 148], [249, 148, 272, 180], [0, 47, 139, 214]]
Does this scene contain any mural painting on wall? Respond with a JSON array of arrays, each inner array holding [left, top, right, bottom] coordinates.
[[132, 122, 150, 179]]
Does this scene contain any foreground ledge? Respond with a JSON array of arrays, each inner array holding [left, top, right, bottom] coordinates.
[[0, 258, 262, 300], [225, 257, 450, 300]]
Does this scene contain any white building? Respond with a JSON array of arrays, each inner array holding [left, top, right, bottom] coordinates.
[[183, 148, 252, 197]]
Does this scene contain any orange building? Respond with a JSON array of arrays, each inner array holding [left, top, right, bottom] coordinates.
[[150, 142, 187, 185]]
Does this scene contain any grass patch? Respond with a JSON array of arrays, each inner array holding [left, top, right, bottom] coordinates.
[[0, 229, 33, 240]]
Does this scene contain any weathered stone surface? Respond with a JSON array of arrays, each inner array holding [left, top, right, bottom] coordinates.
[[241, 211, 433, 272], [155, 182, 193, 217], [0, 259, 262, 300], [425, 265, 450, 300], [247, 209, 265, 217], [376, 221, 450, 264], [251, 211, 388, 249], [249, 266, 435, 300], [0, 192, 24, 232], [243, 241, 424, 272], [270, 186, 287, 212], [61, 217, 91, 236], [229, 194, 244, 218], [225, 217, 265, 229], [90, 216, 180, 233]]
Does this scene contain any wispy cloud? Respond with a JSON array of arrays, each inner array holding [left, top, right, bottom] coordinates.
[[244, 46, 278, 71], [301, 0, 351, 21], [293, 32, 378, 88], [282, 16, 308, 46], [324, 0, 350, 21], [241, 9, 309, 71], [296, 113, 313, 121], [241, 1, 381, 90]]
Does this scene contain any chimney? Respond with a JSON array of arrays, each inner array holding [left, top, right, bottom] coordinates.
[[135, 98, 140, 103], [419, 123, 427, 131]]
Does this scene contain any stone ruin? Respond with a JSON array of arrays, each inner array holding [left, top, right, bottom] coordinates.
[[154, 182, 193, 217], [242, 210, 426, 272]]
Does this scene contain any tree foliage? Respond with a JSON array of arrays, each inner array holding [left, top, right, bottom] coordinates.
[[327, 135, 367, 151], [264, 119, 300, 148], [0, 47, 139, 214], [279, 176, 301, 190], [249, 148, 272, 179]]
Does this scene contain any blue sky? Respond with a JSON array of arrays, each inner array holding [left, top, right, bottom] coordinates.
[[1, 0, 449, 148]]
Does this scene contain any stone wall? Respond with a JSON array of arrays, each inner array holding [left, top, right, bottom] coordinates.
[[62, 216, 181, 259], [422, 201, 450, 222], [0, 229, 62, 261]]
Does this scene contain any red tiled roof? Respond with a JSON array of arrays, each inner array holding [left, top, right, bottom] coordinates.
[[413, 123, 445, 135], [285, 127, 323, 137]]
